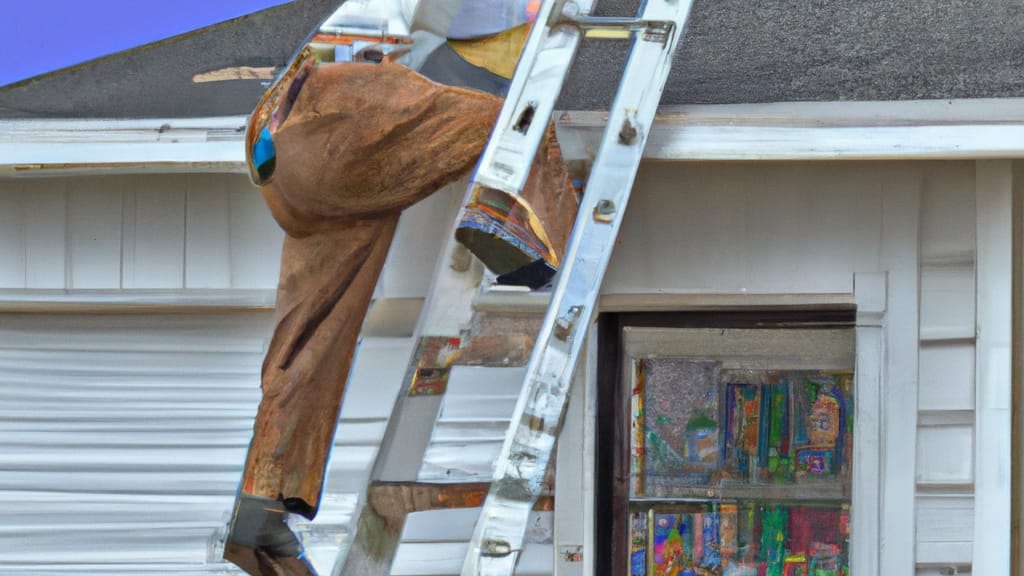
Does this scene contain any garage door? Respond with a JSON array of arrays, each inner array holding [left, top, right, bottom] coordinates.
[[0, 312, 412, 575]]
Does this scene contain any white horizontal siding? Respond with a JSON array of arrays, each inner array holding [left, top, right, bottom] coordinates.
[[919, 342, 975, 411], [395, 509, 553, 576], [0, 312, 412, 575], [0, 313, 269, 573], [915, 495, 975, 567], [919, 266, 975, 341], [915, 163, 978, 569], [418, 366, 525, 482], [916, 425, 974, 485]]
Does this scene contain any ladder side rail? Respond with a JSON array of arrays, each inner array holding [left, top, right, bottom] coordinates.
[[335, 1, 593, 573], [473, 0, 594, 195], [462, 0, 695, 573]]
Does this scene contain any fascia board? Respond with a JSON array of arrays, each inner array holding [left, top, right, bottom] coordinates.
[[0, 116, 248, 177], [3, 99, 1024, 176], [556, 98, 1024, 161]]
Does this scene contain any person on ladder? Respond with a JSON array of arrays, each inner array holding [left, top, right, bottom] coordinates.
[[225, 2, 578, 574]]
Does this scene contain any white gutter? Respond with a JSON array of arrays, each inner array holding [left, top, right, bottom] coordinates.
[[2, 99, 1023, 178], [0, 116, 249, 177], [556, 98, 1024, 161], [0, 289, 277, 312]]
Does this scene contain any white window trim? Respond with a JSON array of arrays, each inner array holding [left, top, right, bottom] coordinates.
[[973, 161, 1013, 575], [567, 286, 889, 576]]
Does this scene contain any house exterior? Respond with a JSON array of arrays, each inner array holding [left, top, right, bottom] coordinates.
[[1, 1, 1022, 575]]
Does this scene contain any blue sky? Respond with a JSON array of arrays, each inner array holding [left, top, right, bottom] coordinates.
[[1, 1, 291, 86]]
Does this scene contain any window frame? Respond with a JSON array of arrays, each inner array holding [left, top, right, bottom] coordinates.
[[594, 307, 860, 576]]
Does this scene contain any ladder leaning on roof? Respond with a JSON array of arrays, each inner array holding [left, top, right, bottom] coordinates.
[[459, 0, 695, 573], [333, 0, 697, 574]]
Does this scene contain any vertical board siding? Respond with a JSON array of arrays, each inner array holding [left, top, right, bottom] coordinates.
[[377, 183, 459, 299], [227, 186, 282, 289], [2, 173, 458, 296], [920, 162, 977, 263], [0, 180, 27, 288], [0, 174, 287, 292], [23, 179, 68, 289], [67, 178, 124, 289], [878, 166, 922, 576], [184, 175, 232, 289], [0, 312, 412, 574], [124, 176, 186, 289], [605, 162, 885, 295]]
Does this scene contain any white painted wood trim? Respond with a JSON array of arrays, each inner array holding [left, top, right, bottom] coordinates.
[[854, 325, 883, 575], [581, 323, 597, 576], [0, 143, 248, 177], [0, 117, 248, 135], [597, 292, 855, 312], [1013, 160, 1024, 576], [653, 98, 1024, 126], [972, 160, 1013, 575], [878, 174, 921, 575], [591, 291, 868, 574], [0, 289, 277, 312], [554, 339, 587, 576], [854, 272, 885, 576], [473, 291, 856, 316], [0, 117, 248, 177], [556, 98, 1024, 161], [557, 122, 1024, 162], [5, 98, 1024, 175]]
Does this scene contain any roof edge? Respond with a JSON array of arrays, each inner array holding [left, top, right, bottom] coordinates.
[[3, 98, 1024, 176], [0, 2, 294, 92], [556, 98, 1024, 161]]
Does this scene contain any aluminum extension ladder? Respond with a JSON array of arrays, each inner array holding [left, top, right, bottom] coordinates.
[[460, 0, 695, 573]]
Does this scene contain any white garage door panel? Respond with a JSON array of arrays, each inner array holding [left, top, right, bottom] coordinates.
[[0, 312, 271, 572], [0, 312, 412, 575]]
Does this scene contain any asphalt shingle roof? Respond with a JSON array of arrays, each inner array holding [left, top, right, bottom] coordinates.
[[2, 0, 1023, 118]]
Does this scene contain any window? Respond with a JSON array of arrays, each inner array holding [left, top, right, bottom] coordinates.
[[597, 310, 856, 576]]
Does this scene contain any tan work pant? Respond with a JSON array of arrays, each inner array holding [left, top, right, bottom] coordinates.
[[241, 61, 574, 517]]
